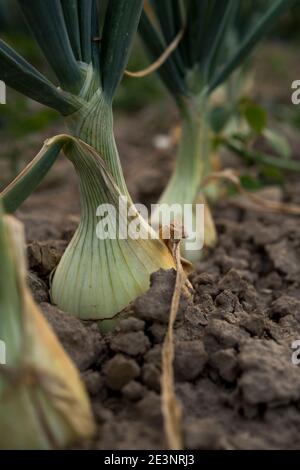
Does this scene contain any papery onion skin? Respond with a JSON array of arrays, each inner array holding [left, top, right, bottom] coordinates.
[[0, 214, 95, 449]]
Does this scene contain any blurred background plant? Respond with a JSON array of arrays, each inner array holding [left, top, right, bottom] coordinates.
[[209, 0, 300, 193], [138, 0, 295, 262]]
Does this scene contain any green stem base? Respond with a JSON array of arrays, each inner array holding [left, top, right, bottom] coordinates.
[[158, 97, 217, 262]]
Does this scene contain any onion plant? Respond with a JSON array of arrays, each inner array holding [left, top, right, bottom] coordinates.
[[139, 0, 294, 262], [0, 0, 174, 324], [0, 203, 95, 449]]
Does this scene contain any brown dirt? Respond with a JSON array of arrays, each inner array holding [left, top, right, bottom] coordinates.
[[13, 106, 300, 450], [28, 190, 300, 450]]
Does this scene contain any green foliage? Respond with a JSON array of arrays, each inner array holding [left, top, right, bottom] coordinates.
[[263, 128, 291, 160], [1, 136, 64, 213], [227, 171, 281, 196], [18, 0, 83, 92], [101, 0, 143, 100], [208, 105, 234, 134], [0, 38, 79, 115], [239, 174, 264, 191], [224, 137, 300, 174], [239, 98, 268, 134], [211, 94, 292, 167]]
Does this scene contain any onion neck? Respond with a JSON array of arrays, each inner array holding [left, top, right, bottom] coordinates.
[[159, 96, 210, 206], [66, 91, 129, 197], [50, 137, 175, 321], [158, 95, 217, 258]]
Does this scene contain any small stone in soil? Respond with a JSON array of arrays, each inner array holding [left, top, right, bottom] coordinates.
[[142, 363, 161, 392], [266, 239, 300, 281], [148, 323, 166, 343], [103, 354, 140, 390], [204, 318, 249, 354], [184, 417, 227, 450], [144, 344, 162, 365], [215, 289, 239, 313], [134, 269, 190, 324], [239, 314, 265, 337], [117, 317, 145, 333], [185, 305, 208, 327], [92, 402, 114, 423], [82, 370, 104, 396], [122, 380, 146, 401], [41, 302, 104, 371], [27, 271, 49, 303], [218, 268, 248, 295], [136, 391, 163, 426], [174, 340, 208, 382], [238, 340, 300, 407], [110, 331, 151, 357], [210, 348, 238, 383], [269, 295, 300, 320], [27, 240, 67, 275], [218, 254, 249, 273]]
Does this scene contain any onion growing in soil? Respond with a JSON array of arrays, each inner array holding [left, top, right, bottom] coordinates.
[[0, 205, 95, 449], [139, 0, 294, 262], [0, 0, 174, 324]]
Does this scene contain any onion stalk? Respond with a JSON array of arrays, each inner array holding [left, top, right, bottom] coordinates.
[[0, 205, 95, 449], [2, 133, 174, 323], [51, 135, 174, 321]]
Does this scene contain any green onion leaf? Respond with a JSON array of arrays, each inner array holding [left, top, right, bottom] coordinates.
[[205, 0, 237, 82], [0, 40, 80, 115], [1, 138, 65, 213], [263, 128, 292, 160], [139, 11, 187, 98], [17, 0, 83, 92], [149, 0, 185, 74], [239, 98, 268, 134], [91, 0, 100, 71], [225, 139, 300, 172], [185, 0, 214, 67], [61, 0, 82, 61], [101, 0, 143, 100], [78, 0, 92, 64]]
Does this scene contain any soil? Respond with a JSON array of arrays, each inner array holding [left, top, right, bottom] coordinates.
[[15, 123, 300, 450], [5, 45, 300, 450]]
